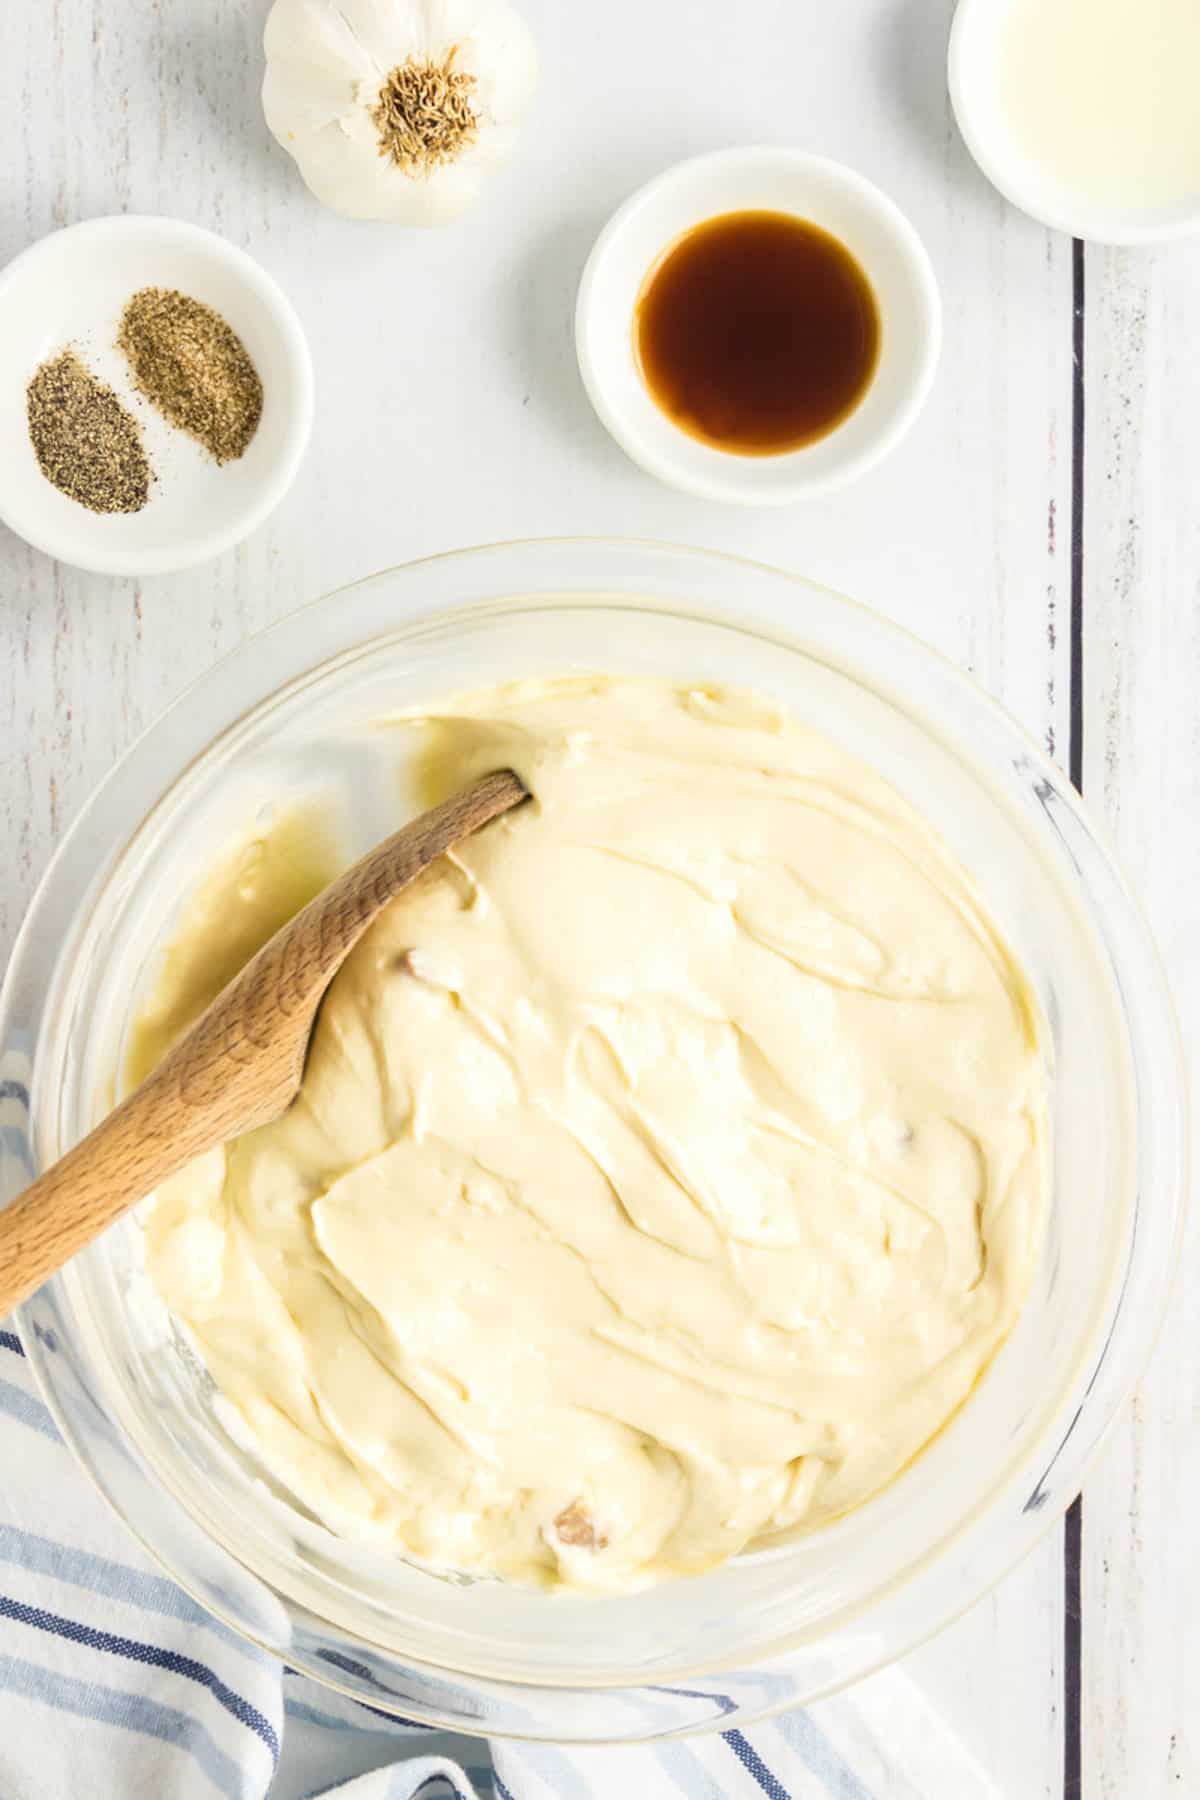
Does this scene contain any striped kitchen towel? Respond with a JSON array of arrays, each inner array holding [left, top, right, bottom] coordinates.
[[0, 1318, 1001, 1800]]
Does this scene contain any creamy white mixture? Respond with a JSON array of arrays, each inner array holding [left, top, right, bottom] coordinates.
[[142, 677, 1046, 1592]]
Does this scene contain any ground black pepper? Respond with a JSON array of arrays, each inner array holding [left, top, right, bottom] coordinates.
[[25, 349, 151, 515], [117, 287, 263, 464]]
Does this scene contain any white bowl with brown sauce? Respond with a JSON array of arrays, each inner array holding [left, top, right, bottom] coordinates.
[[576, 149, 942, 504]]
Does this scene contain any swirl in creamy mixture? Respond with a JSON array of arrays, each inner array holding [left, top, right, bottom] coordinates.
[[142, 677, 1046, 1591]]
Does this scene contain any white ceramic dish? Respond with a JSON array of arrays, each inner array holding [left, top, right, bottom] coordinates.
[[575, 149, 941, 504], [0, 216, 313, 575], [948, 0, 1200, 245]]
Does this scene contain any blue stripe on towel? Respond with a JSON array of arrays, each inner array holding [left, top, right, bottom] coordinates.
[[315, 1647, 432, 1728], [0, 1124, 32, 1163], [318, 1646, 394, 1688], [284, 1697, 364, 1733], [0, 1650, 246, 1798], [723, 1728, 790, 1800], [402, 1771, 474, 1800], [772, 1707, 875, 1799], [654, 1743, 728, 1799], [355, 1697, 433, 1730], [0, 1329, 24, 1356], [507, 1744, 595, 1799], [0, 1079, 30, 1106], [285, 1666, 427, 1734], [285, 1697, 422, 1736], [0, 1593, 279, 1761], [0, 1374, 59, 1439], [654, 1681, 737, 1716], [0, 1527, 263, 1662]]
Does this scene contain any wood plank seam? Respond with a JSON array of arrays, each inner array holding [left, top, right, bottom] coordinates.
[[1063, 232, 1086, 1800]]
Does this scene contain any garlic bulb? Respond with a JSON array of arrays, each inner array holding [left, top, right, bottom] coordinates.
[[262, 0, 539, 225]]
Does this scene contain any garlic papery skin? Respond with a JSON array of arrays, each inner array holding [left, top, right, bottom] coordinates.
[[262, 0, 539, 225]]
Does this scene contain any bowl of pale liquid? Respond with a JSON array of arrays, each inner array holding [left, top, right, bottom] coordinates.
[[950, 0, 1200, 244]]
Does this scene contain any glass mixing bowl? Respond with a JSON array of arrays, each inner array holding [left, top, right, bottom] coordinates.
[[0, 539, 1185, 1741]]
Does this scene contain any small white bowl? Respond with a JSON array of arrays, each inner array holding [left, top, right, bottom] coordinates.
[[948, 0, 1200, 245], [0, 216, 314, 575], [575, 149, 941, 505]]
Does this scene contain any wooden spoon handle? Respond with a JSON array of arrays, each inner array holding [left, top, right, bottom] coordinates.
[[0, 1065, 211, 1317], [0, 767, 528, 1319], [158, 768, 530, 1115]]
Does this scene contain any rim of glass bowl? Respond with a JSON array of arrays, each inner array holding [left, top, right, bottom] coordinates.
[[1, 537, 1187, 1741]]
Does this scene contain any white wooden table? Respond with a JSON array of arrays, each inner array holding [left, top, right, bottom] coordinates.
[[2, 2, 1196, 1793]]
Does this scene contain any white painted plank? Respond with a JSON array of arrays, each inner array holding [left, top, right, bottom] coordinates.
[[1081, 238, 1200, 1798], [0, 1, 1073, 1787]]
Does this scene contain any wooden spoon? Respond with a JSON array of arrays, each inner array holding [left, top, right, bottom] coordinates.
[[0, 769, 527, 1317]]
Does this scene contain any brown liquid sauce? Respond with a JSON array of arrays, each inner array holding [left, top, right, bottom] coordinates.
[[635, 210, 881, 456]]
